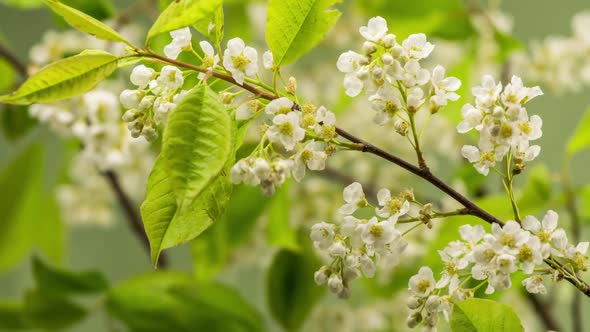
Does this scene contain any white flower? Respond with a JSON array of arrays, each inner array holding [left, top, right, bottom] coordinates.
[[265, 97, 293, 115], [199, 41, 219, 70], [314, 266, 330, 285], [338, 182, 366, 215], [461, 145, 499, 176], [153, 98, 176, 125], [406, 87, 424, 111], [223, 37, 258, 84], [119, 89, 141, 109], [369, 90, 402, 125], [164, 27, 192, 59], [230, 159, 258, 185], [409, 266, 436, 297], [343, 74, 364, 97], [522, 275, 546, 294], [157, 65, 184, 90], [328, 240, 348, 258], [457, 104, 483, 133], [327, 274, 343, 294], [471, 75, 502, 108], [489, 221, 529, 254], [501, 76, 543, 107], [401, 60, 430, 87], [359, 16, 388, 42], [292, 141, 327, 182], [360, 217, 396, 250], [263, 50, 274, 70], [310, 222, 335, 250], [430, 65, 461, 107], [267, 112, 305, 151], [375, 188, 410, 218], [235, 100, 258, 120], [517, 235, 546, 274], [459, 224, 486, 246], [402, 33, 434, 60], [522, 210, 559, 243], [252, 158, 271, 181], [359, 254, 376, 277], [336, 51, 366, 74], [130, 65, 155, 88]]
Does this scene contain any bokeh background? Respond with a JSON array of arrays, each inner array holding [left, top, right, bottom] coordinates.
[[1, 0, 589, 331]]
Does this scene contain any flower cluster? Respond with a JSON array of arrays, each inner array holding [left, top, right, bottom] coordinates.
[[405, 210, 589, 331], [120, 64, 188, 141], [337, 16, 461, 127], [457, 75, 543, 175], [310, 183, 429, 298], [514, 12, 590, 93], [230, 98, 337, 195]]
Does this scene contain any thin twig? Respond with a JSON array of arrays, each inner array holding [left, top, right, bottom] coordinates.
[[136, 51, 590, 297], [103, 170, 168, 268], [0, 43, 27, 78]]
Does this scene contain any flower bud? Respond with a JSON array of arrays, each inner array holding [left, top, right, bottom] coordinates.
[[120, 89, 141, 109], [362, 41, 377, 55], [394, 119, 409, 136], [343, 267, 360, 282], [286, 77, 297, 94], [328, 240, 347, 258], [406, 312, 422, 328], [327, 274, 343, 294], [381, 53, 394, 66], [337, 285, 352, 299], [382, 34, 396, 48], [406, 295, 422, 309], [142, 125, 158, 142], [221, 92, 235, 105], [122, 110, 139, 123], [314, 266, 330, 285]]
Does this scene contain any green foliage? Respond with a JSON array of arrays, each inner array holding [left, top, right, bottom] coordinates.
[[0, 57, 16, 93], [567, 106, 590, 156], [266, 0, 342, 66], [0, 50, 119, 105], [191, 185, 270, 281], [0, 144, 63, 270], [147, 0, 223, 43], [43, 0, 130, 46], [450, 298, 524, 332], [194, 3, 224, 46], [23, 289, 87, 330], [106, 272, 263, 332], [267, 238, 325, 332], [0, 105, 38, 142], [267, 182, 299, 251], [32, 256, 109, 295], [355, 0, 474, 40], [141, 85, 235, 266], [0, 301, 28, 330]]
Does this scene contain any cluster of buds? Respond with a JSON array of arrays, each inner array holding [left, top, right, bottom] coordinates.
[[120, 65, 188, 142]]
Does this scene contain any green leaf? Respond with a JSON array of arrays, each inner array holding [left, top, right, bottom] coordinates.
[[0, 105, 38, 142], [450, 298, 524, 332], [141, 85, 233, 266], [23, 289, 87, 330], [267, 238, 325, 332], [194, 3, 224, 46], [43, 0, 131, 46], [147, 0, 224, 43], [267, 182, 299, 251], [567, 107, 590, 156], [266, 0, 342, 66], [32, 256, 109, 295], [0, 50, 119, 105], [0, 301, 29, 330], [191, 185, 269, 281], [106, 272, 263, 332], [0, 57, 16, 93]]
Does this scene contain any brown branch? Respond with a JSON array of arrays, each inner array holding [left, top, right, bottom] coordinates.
[[0, 43, 27, 79], [526, 294, 560, 331], [136, 51, 590, 297], [103, 170, 168, 268]]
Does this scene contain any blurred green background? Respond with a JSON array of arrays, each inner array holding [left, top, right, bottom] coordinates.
[[1, 0, 590, 331]]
